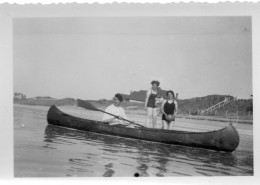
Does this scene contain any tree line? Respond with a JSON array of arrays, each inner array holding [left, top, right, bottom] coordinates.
[[177, 95, 253, 116]]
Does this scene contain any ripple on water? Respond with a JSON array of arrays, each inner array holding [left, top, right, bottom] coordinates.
[[14, 105, 253, 177]]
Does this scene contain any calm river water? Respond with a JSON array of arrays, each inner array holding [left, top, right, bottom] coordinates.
[[14, 104, 253, 177]]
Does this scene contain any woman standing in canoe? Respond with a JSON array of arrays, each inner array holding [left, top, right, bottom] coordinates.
[[161, 90, 178, 130], [144, 80, 163, 128]]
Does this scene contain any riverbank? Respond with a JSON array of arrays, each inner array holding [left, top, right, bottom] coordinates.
[[14, 98, 253, 124]]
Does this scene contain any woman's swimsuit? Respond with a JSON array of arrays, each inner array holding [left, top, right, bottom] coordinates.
[[162, 100, 176, 121], [147, 93, 157, 108]]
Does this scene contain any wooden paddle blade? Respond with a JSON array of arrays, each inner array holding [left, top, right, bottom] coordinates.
[[77, 99, 100, 111]]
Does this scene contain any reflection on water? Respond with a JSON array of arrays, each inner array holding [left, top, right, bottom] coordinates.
[[136, 146, 150, 177], [42, 124, 253, 177], [14, 105, 253, 177], [103, 163, 115, 177]]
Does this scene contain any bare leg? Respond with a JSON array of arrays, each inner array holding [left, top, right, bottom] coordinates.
[[164, 122, 168, 130], [152, 108, 158, 128], [152, 117, 156, 128], [146, 108, 153, 128], [161, 120, 164, 129], [145, 116, 150, 128], [168, 121, 174, 130], [162, 120, 167, 130]]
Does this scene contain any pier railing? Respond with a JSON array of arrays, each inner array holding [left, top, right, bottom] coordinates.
[[201, 97, 235, 114]]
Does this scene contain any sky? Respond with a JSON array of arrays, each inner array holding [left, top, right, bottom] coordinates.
[[13, 16, 252, 100]]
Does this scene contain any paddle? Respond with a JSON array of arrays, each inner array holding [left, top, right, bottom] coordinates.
[[77, 99, 144, 128]]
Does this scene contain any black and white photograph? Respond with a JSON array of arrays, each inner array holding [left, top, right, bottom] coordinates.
[[0, 1, 259, 182]]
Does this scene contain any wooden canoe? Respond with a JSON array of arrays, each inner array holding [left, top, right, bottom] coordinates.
[[47, 105, 240, 152]]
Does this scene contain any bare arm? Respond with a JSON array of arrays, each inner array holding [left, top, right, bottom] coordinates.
[[103, 116, 118, 123], [174, 100, 178, 115], [102, 106, 120, 122], [103, 114, 130, 126], [144, 89, 151, 109], [160, 100, 167, 115]]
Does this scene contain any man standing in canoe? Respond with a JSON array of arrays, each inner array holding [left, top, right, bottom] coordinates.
[[102, 93, 129, 126]]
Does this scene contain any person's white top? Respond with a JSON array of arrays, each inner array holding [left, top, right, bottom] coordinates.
[[102, 104, 127, 125]]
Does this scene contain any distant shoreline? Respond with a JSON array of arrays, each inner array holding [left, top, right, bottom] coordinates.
[[13, 100, 253, 124]]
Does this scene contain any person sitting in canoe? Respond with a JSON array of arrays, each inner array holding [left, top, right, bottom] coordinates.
[[161, 90, 178, 130], [102, 93, 135, 127]]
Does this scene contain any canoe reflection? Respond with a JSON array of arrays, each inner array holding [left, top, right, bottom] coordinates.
[[43, 124, 241, 176]]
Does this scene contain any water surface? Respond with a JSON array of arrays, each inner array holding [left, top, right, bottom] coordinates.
[[14, 104, 253, 177]]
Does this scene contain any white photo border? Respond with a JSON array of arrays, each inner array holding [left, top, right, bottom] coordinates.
[[0, 1, 259, 185]]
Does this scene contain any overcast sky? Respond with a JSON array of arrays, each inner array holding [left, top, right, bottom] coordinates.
[[13, 16, 252, 100]]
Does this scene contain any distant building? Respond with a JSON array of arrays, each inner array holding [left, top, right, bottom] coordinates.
[[120, 88, 178, 103], [120, 94, 130, 101], [129, 90, 147, 102], [129, 88, 172, 102], [14, 92, 26, 100]]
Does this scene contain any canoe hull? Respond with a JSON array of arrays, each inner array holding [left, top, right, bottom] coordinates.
[[47, 105, 240, 152]]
